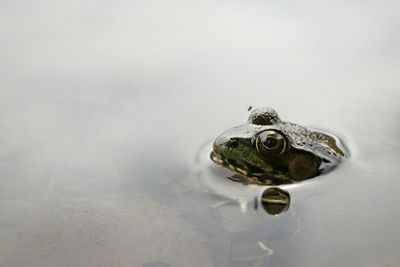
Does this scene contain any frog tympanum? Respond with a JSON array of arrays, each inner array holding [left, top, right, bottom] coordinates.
[[211, 107, 346, 185]]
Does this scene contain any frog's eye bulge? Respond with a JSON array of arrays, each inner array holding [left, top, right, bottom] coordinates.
[[248, 107, 281, 125], [256, 130, 289, 157]]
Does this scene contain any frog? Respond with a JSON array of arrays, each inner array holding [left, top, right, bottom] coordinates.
[[210, 107, 346, 185]]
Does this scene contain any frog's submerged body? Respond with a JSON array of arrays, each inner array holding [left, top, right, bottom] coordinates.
[[211, 107, 346, 185]]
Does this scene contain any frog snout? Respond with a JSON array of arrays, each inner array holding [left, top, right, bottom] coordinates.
[[214, 134, 238, 149]]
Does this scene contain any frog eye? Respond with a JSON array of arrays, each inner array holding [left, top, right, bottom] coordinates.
[[256, 130, 288, 157]]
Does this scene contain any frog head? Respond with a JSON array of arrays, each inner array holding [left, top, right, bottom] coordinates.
[[211, 108, 344, 184]]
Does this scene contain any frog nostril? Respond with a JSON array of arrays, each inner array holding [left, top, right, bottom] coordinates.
[[226, 138, 239, 148]]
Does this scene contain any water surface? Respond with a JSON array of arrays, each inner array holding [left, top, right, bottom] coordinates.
[[1, 1, 400, 266]]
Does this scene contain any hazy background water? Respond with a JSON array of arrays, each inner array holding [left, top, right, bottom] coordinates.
[[1, 1, 400, 266]]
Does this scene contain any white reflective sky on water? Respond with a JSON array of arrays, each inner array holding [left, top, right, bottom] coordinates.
[[0, 1, 400, 266]]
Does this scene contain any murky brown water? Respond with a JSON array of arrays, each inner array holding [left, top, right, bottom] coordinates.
[[1, 1, 400, 266]]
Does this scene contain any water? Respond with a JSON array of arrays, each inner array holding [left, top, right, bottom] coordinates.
[[1, 1, 400, 266]]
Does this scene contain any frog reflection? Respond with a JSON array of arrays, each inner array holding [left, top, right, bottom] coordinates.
[[211, 107, 346, 185], [257, 187, 290, 215]]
